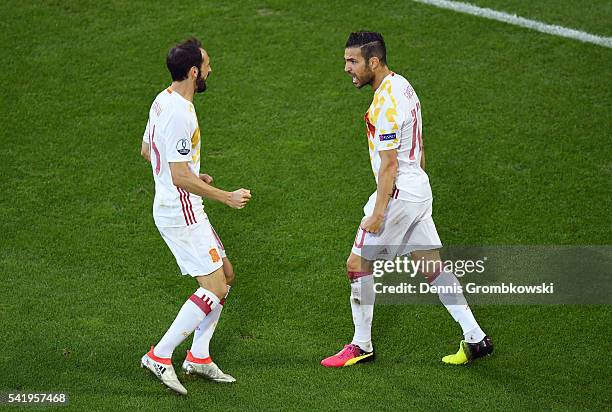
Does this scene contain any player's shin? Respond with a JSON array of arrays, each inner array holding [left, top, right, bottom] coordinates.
[[429, 271, 485, 343], [154, 287, 220, 358], [348, 272, 375, 352], [190, 286, 230, 358]]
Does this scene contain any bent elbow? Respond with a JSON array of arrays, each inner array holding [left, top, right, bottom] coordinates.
[[384, 163, 398, 177], [170, 169, 184, 187]]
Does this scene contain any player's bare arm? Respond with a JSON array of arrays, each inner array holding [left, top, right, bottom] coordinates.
[[141, 141, 151, 162], [361, 149, 398, 233], [420, 146, 425, 170], [170, 161, 251, 209]]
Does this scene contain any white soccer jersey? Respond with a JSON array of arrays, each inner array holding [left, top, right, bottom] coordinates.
[[364, 72, 432, 202], [143, 87, 204, 227]]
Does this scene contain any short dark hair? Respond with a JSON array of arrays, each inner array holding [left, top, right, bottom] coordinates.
[[345, 31, 387, 65], [166, 38, 203, 81]]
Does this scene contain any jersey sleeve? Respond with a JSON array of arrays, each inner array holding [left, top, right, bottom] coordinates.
[[373, 91, 403, 151], [165, 110, 194, 162]]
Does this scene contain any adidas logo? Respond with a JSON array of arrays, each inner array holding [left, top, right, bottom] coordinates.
[[153, 363, 167, 377]]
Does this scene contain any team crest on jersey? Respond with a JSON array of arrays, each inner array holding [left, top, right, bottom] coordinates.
[[379, 133, 397, 141], [176, 139, 190, 155], [209, 248, 221, 263]]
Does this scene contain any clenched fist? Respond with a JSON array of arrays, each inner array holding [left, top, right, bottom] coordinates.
[[227, 188, 252, 209]]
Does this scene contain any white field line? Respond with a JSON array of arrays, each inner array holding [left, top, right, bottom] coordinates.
[[412, 0, 612, 49]]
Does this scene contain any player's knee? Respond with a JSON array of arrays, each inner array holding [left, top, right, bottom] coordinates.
[[196, 269, 228, 300], [209, 282, 227, 300], [410, 251, 443, 282], [346, 254, 361, 273], [346, 254, 374, 278], [420, 262, 444, 283], [224, 269, 235, 285], [222, 259, 235, 285]]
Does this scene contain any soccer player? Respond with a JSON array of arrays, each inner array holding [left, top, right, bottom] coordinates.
[[139, 38, 252, 394], [321, 32, 493, 368]]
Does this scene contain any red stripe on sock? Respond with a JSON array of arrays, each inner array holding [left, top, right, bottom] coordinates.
[[148, 346, 172, 365], [189, 294, 212, 315], [186, 350, 212, 364], [347, 271, 372, 281]]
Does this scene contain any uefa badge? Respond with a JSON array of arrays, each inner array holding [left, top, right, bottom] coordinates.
[[176, 139, 190, 155]]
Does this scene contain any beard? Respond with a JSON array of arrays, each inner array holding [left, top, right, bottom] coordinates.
[[357, 69, 374, 89], [195, 73, 207, 93]]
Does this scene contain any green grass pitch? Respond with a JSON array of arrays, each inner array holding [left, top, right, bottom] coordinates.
[[1, 0, 610, 410]]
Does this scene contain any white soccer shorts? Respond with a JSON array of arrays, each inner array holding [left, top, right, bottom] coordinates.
[[351, 197, 442, 261], [157, 217, 227, 277]]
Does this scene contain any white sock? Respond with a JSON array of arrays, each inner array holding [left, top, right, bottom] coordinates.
[[431, 271, 485, 343], [190, 287, 229, 359], [154, 287, 219, 358], [350, 274, 375, 352]]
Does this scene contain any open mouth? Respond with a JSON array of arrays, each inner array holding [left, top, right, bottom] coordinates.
[[352, 76, 358, 85]]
